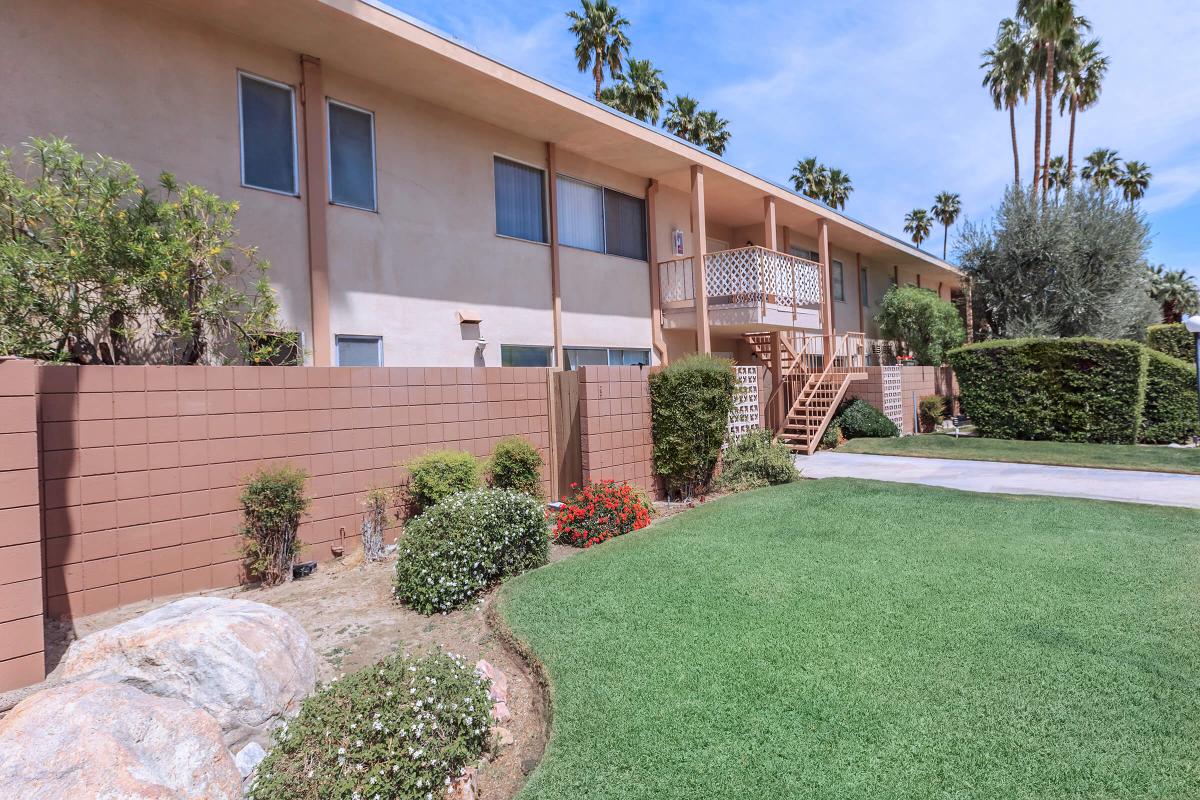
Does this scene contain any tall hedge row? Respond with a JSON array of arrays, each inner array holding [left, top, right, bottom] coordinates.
[[1141, 349, 1200, 444], [649, 354, 736, 496], [947, 338, 1147, 444], [1146, 323, 1193, 362]]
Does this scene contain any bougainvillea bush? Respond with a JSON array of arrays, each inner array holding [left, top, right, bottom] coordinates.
[[395, 489, 548, 615], [249, 649, 491, 800], [553, 480, 653, 548]]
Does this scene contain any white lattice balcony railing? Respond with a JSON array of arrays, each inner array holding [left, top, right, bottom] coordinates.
[[658, 246, 824, 312]]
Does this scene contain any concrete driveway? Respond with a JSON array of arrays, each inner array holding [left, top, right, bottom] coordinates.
[[797, 451, 1200, 509]]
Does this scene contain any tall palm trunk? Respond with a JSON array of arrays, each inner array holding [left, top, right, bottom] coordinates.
[[1043, 43, 1055, 199], [592, 53, 603, 100], [1032, 76, 1043, 192], [1066, 100, 1077, 182], [1009, 103, 1021, 188], [943, 224, 949, 261]]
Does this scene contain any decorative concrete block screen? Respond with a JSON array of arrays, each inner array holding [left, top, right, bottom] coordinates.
[[849, 366, 957, 435], [35, 365, 550, 622], [577, 366, 655, 495], [727, 366, 761, 444], [0, 362, 45, 691]]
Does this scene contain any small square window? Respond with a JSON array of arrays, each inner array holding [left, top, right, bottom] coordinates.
[[501, 345, 553, 367], [335, 335, 382, 367], [239, 72, 297, 195]]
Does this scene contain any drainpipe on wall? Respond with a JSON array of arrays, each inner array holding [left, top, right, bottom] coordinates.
[[546, 143, 564, 368], [646, 179, 668, 366], [300, 55, 332, 367]]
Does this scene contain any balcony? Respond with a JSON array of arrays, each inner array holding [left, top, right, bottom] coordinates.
[[658, 246, 824, 333]]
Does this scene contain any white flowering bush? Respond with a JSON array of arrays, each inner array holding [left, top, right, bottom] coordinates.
[[249, 649, 492, 800], [395, 489, 548, 615]]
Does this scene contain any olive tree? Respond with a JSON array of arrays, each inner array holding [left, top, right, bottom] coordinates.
[[876, 285, 966, 365]]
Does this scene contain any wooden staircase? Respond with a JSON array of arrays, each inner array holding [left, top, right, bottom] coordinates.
[[743, 331, 866, 456]]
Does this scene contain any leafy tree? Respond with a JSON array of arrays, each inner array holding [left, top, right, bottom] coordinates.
[[663, 95, 730, 155], [0, 137, 287, 364], [599, 57, 667, 124], [981, 17, 1030, 187], [1057, 37, 1108, 180], [904, 208, 933, 249], [1080, 147, 1121, 192], [1118, 160, 1152, 204], [930, 191, 962, 260], [876, 285, 966, 366], [567, 0, 630, 101], [956, 185, 1159, 340], [1149, 265, 1199, 323]]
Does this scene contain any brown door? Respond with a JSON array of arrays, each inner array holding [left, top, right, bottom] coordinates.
[[551, 370, 582, 499]]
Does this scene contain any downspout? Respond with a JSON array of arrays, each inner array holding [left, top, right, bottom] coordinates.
[[300, 55, 331, 367], [646, 179, 667, 365]]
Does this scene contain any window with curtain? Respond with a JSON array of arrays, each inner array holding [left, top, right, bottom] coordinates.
[[239, 73, 297, 194], [328, 100, 376, 210], [556, 176, 604, 251], [335, 335, 382, 367], [494, 157, 546, 242], [603, 189, 647, 260], [860, 267, 869, 306], [501, 345, 553, 367], [832, 261, 845, 301]]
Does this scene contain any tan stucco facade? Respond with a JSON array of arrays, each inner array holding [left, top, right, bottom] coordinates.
[[1, 0, 962, 368]]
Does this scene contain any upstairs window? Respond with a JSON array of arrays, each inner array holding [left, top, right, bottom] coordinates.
[[832, 260, 845, 302], [239, 72, 297, 195], [556, 176, 647, 260], [494, 157, 547, 243], [328, 100, 376, 210]]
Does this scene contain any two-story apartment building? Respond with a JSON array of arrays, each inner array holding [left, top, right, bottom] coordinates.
[[3, 0, 963, 451]]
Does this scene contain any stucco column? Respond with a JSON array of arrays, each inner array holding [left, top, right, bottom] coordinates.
[[856, 252, 865, 334], [300, 55, 331, 367], [646, 179, 667, 365], [690, 165, 711, 354], [546, 143, 564, 367], [763, 196, 777, 250], [817, 219, 834, 364]]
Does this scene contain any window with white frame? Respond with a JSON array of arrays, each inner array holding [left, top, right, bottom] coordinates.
[[555, 176, 647, 260], [832, 260, 845, 302], [501, 345, 553, 367], [494, 157, 547, 242], [238, 72, 297, 195], [335, 335, 382, 367], [327, 99, 376, 210], [563, 346, 650, 370]]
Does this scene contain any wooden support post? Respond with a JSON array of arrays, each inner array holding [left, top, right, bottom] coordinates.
[[771, 330, 784, 431], [690, 165, 711, 354], [300, 55, 331, 366], [646, 179, 667, 365], [763, 196, 777, 250], [547, 143, 564, 368], [817, 219, 834, 365], [856, 252, 865, 333]]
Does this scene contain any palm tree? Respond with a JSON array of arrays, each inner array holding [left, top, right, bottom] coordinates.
[[930, 192, 962, 260], [1057, 38, 1108, 180], [1019, 1, 1086, 196], [1118, 160, 1152, 204], [1150, 265, 1200, 323], [825, 168, 853, 210], [1045, 155, 1069, 196], [697, 110, 731, 156], [599, 57, 668, 123], [791, 157, 828, 199], [904, 209, 933, 250], [1080, 147, 1121, 192], [567, 0, 631, 101], [981, 17, 1030, 187]]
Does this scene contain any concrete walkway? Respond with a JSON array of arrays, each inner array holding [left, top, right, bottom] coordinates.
[[797, 451, 1200, 509]]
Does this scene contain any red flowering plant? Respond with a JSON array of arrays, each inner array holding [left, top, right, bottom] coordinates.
[[553, 480, 654, 548]]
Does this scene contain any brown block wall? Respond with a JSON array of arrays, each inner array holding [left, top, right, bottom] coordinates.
[[37, 365, 550, 620], [578, 366, 656, 496], [0, 362, 45, 691]]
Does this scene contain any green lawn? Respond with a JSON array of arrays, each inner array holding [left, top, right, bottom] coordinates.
[[839, 434, 1200, 474], [498, 480, 1200, 799]]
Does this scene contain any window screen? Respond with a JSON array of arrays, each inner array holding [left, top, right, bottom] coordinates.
[[603, 189, 647, 260], [328, 101, 375, 210], [610, 348, 650, 367], [556, 177, 604, 252], [335, 335, 382, 367], [239, 73, 296, 194], [501, 345, 552, 367], [563, 348, 609, 370], [494, 157, 546, 242], [832, 260, 845, 302]]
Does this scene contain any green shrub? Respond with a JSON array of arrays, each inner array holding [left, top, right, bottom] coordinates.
[[820, 422, 842, 450], [552, 480, 653, 548], [1141, 349, 1199, 444], [919, 395, 947, 433], [240, 466, 309, 587], [717, 429, 799, 491], [649, 354, 736, 496], [1146, 323, 1193, 362], [948, 338, 1147, 444], [249, 649, 491, 800], [834, 399, 900, 439], [395, 489, 547, 614], [486, 437, 544, 499], [405, 450, 480, 513], [877, 285, 966, 366]]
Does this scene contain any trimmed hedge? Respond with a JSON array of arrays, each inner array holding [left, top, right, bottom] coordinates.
[[405, 450, 480, 513], [834, 399, 900, 440], [1142, 349, 1200, 444], [649, 355, 736, 496], [949, 338, 1147, 444], [1146, 323, 1193, 362]]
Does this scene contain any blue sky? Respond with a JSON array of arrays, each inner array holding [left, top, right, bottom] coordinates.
[[382, 0, 1199, 276]]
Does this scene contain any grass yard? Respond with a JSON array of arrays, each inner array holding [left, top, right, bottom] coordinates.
[[839, 433, 1200, 474], [498, 480, 1200, 799]]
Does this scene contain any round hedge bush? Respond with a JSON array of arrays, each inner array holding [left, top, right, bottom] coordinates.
[[834, 399, 900, 439], [717, 429, 799, 491], [249, 649, 491, 800], [405, 450, 480, 513], [487, 436, 544, 499], [395, 489, 548, 614]]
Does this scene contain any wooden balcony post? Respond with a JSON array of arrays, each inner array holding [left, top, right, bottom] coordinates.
[[771, 330, 784, 430], [300, 55, 331, 366], [856, 252, 865, 333], [646, 179, 667, 365], [690, 165, 711, 354], [817, 219, 834, 364], [763, 196, 777, 250]]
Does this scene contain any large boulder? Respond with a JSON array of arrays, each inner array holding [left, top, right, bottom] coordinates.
[[0, 679, 241, 799], [58, 596, 318, 750]]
